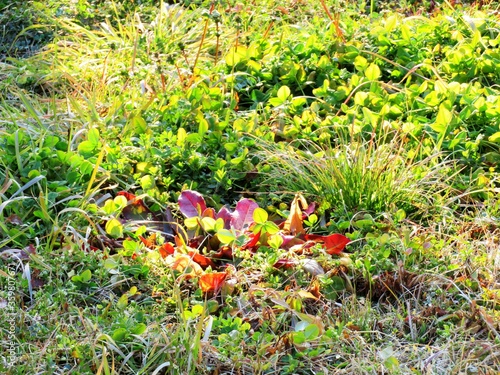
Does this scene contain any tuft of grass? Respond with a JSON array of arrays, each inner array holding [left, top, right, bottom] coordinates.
[[257, 130, 456, 220]]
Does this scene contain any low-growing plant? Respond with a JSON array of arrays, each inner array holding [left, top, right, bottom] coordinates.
[[256, 130, 456, 221]]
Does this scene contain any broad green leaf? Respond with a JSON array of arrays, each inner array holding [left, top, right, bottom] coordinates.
[[192, 304, 204, 316], [77, 140, 96, 156], [112, 328, 128, 342], [201, 216, 217, 232], [224, 142, 238, 152], [88, 128, 100, 146], [114, 195, 128, 210], [217, 229, 236, 244], [117, 294, 128, 310], [177, 127, 187, 146], [225, 45, 248, 66], [80, 269, 92, 282], [489, 132, 500, 143], [365, 63, 381, 80], [353, 55, 368, 71], [79, 160, 94, 175], [262, 221, 280, 235], [268, 234, 283, 249], [140, 175, 155, 190], [277, 85, 291, 102], [184, 217, 200, 230], [130, 115, 147, 134], [431, 104, 452, 134], [304, 323, 320, 340], [252, 207, 268, 224], [103, 199, 116, 215], [401, 24, 411, 41], [385, 15, 398, 33], [291, 331, 306, 344], [105, 218, 124, 238], [198, 117, 208, 136], [131, 323, 147, 335], [435, 80, 448, 95]]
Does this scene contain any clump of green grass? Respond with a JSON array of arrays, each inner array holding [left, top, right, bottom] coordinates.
[[257, 131, 456, 219]]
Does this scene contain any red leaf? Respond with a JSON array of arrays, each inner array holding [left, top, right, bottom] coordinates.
[[199, 272, 227, 293], [116, 191, 137, 201], [273, 258, 297, 269], [304, 233, 350, 255], [280, 234, 305, 249], [241, 231, 261, 252], [158, 243, 175, 258], [216, 206, 233, 229], [6, 214, 23, 225], [230, 198, 258, 230], [303, 202, 316, 217], [212, 246, 233, 259], [178, 190, 207, 218], [188, 251, 216, 269]]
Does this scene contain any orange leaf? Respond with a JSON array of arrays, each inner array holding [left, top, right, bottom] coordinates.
[[199, 272, 227, 293], [158, 242, 175, 258], [167, 254, 203, 276], [283, 193, 308, 235], [188, 251, 216, 269], [139, 233, 157, 248]]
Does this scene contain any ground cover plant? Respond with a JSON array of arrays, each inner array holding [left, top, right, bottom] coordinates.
[[1, 0, 500, 373]]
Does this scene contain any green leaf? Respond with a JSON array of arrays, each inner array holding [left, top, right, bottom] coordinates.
[[304, 323, 320, 340], [130, 115, 147, 134], [88, 128, 100, 146], [114, 195, 128, 210], [431, 104, 452, 134], [80, 269, 92, 282], [262, 221, 280, 234], [201, 217, 217, 232], [225, 45, 248, 66], [277, 86, 291, 102], [252, 207, 268, 224], [77, 140, 96, 156], [489, 132, 500, 143], [353, 55, 368, 71], [401, 24, 411, 41], [384, 15, 398, 33], [268, 234, 283, 249], [117, 294, 128, 310], [184, 217, 200, 230], [79, 160, 94, 175], [192, 304, 204, 316], [105, 218, 124, 238], [112, 328, 128, 342], [131, 323, 147, 335], [365, 63, 381, 80], [217, 229, 236, 244], [140, 175, 155, 190], [291, 331, 306, 344]]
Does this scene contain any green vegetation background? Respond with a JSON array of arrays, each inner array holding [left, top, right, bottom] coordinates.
[[1, 0, 499, 374]]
